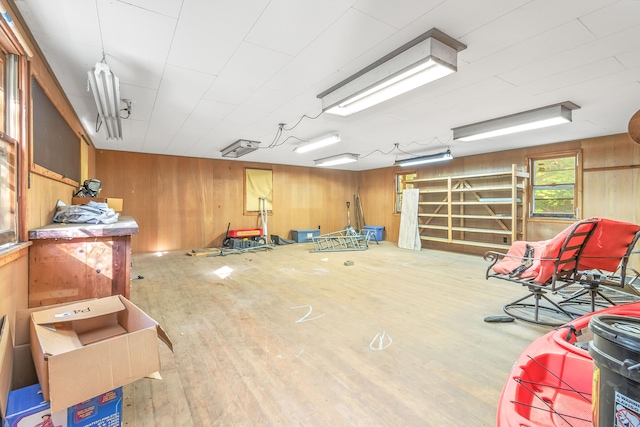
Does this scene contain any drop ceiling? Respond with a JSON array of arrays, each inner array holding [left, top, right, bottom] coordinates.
[[12, 0, 640, 171]]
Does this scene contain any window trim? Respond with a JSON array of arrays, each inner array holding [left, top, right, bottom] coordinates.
[[244, 167, 273, 215], [394, 170, 417, 214], [527, 149, 582, 221], [0, 132, 17, 248]]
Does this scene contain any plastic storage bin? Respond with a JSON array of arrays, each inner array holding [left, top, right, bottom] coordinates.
[[291, 229, 320, 242], [363, 226, 384, 241]]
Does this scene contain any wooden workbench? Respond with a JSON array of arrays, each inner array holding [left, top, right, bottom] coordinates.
[[28, 216, 139, 307]]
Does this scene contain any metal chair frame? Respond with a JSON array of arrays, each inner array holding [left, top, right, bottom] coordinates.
[[484, 219, 599, 326]]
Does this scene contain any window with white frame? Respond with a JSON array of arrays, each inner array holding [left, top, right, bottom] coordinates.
[[529, 151, 581, 219]]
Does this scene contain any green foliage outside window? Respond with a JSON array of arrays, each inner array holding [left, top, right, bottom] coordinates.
[[531, 156, 576, 218]]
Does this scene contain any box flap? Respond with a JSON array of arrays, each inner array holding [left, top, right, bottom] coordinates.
[[15, 299, 98, 346], [0, 315, 12, 418], [31, 296, 125, 326], [77, 323, 127, 346], [156, 324, 173, 352], [47, 328, 160, 412], [117, 296, 173, 352]]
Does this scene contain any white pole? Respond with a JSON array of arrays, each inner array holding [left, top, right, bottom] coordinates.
[[259, 197, 268, 239]]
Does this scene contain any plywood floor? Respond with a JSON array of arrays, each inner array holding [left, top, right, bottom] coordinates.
[[122, 242, 551, 426]]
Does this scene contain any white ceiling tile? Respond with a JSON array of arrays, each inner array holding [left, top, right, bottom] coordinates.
[[16, 0, 640, 169], [167, 100, 237, 155], [352, 0, 442, 29], [246, 0, 353, 56], [498, 23, 640, 86], [265, 8, 396, 94], [523, 57, 625, 96], [579, 0, 640, 38], [458, 0, 617, 62], [617, 46, 640, 70], [167, 0, 269, 75], [142, 65, 216, 152], [98, 0, 176, 72], [123, 0, 183, 19], [15, 0, 102, 46], [204, 43, 292, 105], [118, 83, 158, 122]]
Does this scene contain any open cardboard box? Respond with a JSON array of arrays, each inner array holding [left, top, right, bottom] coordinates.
[[0, 311, 126, 426], [1, 302, 75, 420], [24, 295, 171, 412]]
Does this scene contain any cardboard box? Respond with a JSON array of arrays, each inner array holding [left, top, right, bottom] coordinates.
[[71, 197, 123, 212], [3, 383, 122, 427], [0, 309, 67, 425], [29, 295, 172, 412]]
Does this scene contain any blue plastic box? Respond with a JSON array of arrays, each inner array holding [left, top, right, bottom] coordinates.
[[3, 383, 122, 427], [363, 226, 384, 241], [291, 229, 320, 242]]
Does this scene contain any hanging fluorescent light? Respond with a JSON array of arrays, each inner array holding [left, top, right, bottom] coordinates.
[[318, 28, 466, 117], [221, 139, 261, 158], [394, 149, 453, 167], [294, 133, 341, 153], [452, 102, 580, 142], [314, 153, 359, 167], [88, 62, 124, 140]]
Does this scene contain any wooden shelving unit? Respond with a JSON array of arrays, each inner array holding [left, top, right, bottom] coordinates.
[[407, 164, 529, 250]]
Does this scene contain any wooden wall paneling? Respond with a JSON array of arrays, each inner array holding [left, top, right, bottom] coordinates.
[[275, 166, 311, 234], [26, 173, 75, 230], [358, 168, 397, 240], [93, 133, 640, 254], [0, 247, 28, 337], [583, 133, 636, 169], [97, 150, 155, 253], [211, 160, 245, 246], [95, 150, 360, 253]]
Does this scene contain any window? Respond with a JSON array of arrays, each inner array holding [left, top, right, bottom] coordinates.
[[0, 134, 16, 247], [244, 168, 273, 213], [394, 171, 416, 213], [0, 52, 18, 248], [529, 151, 581, 219]]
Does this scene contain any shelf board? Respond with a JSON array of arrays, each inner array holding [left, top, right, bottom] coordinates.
[[451, 239, 511, 250], [419, 236, 450, 244], [418, 225, 523, 235], [451, 201, 516, 205], [452, 184, 525, 192], [417, 214, 516, 220], [418, 236, 511, 250], [408, 169, 529, 183], [418, 224, 449, 231], [418, 188, 449, 194], [451, 214, 513, 220], [451, 226, 517, 235]]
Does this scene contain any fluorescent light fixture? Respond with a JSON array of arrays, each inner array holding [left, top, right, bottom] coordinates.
[[394, 149, 453, 167], [314, 153, 359, 167], [318, 28, 466, 117], [88, 62, 123, 140], [221, 139, 261, 158], [452, 102, 580, 142], [294, 133, 341, 153]]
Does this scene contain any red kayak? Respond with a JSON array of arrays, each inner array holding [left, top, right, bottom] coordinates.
[[497, 302, 640, 427]]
